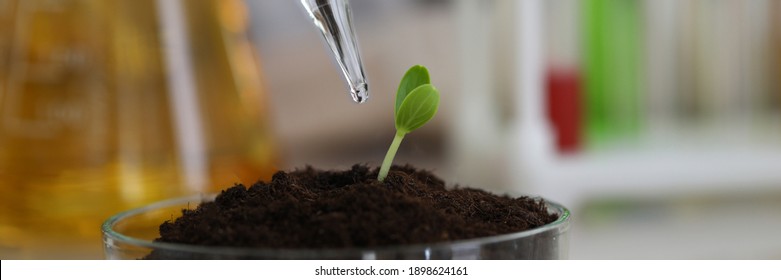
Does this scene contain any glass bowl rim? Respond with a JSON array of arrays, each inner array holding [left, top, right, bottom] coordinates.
[[102, 193, 570, 258]]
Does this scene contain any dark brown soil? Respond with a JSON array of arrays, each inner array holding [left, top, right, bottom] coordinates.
[[152, 164, 558, 250]]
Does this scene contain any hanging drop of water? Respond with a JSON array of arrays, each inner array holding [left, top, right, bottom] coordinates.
[[300, 0, 370, 103], [351, 82, 368, 103]]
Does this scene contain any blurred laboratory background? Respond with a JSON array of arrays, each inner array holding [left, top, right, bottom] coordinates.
[[1, 0, 780, 259], [249, 0, 781, 259]]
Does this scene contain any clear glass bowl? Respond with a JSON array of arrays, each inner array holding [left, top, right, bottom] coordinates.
[[102, 194, 570, 259]]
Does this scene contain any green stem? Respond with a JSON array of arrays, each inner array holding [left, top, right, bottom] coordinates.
[[378, 130, 406, 182]]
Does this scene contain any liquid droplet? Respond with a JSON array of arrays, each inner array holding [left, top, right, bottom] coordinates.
[[351, 82, 369, 103]]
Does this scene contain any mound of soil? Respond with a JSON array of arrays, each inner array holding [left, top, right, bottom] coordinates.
[[151, 165, 558, 251]]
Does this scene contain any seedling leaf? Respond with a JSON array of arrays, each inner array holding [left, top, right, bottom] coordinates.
[[395, 84, 440, 134], [395, 65, 430, 115]]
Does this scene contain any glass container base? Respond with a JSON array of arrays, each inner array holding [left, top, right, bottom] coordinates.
[[102, 194, 570, 260]]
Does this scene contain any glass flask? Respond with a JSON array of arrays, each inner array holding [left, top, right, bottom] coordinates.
[[0, 0, 277, 259]]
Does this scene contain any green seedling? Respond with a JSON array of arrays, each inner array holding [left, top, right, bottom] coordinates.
[[377, 65, 440, 182]]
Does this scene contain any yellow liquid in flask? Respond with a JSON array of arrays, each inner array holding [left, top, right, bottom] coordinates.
[[0, 0, 277, 259]]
